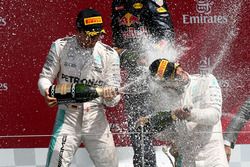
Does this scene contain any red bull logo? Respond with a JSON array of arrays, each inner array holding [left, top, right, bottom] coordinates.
[[119, 12, 140, 26]]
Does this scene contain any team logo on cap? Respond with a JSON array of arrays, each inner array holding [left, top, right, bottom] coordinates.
[[133, 3, 143, 9], [84, 16, 103, 26]]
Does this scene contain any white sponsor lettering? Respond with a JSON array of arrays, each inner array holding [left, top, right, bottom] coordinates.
[[183, 14, 228, 24], [196, 0, 214, 14], [182, 0, 228, 24], [0, 83, 8, 91], [122, 27, 148, 39], [218, 80, 230, 88], [0, 17, 7, 26]]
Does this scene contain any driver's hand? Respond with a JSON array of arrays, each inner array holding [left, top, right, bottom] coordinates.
[[224, 145, 231, 162], [136, 117, 150, 128], [172, 107, 191, 120], [102, 87, 118, 100]]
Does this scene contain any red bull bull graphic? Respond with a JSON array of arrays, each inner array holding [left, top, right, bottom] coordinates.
[[119, 12, 140, 26], [119, 12, 147, 38]]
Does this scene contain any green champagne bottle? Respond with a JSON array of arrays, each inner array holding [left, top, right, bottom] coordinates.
[[149, 106, 191, 132], [149, 111, 175, 132], [49, 83, 103, 104]]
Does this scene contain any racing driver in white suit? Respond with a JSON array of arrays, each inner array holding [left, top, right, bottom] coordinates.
[[138, 58, 229, 167], [38, 9, 121, 167]]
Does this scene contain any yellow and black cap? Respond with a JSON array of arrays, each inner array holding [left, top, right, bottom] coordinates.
[[149, 58, 180, 80], [76, 8, 106, 36]]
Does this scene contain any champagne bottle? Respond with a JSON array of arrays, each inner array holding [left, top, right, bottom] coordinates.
[[49, 83, 103, 104], [149, 111, 175, 132], [149, 106, 192, 132]]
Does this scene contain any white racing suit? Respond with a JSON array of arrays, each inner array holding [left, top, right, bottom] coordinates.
[[38, 36, 121, 167], [152, 74, 228, 167]]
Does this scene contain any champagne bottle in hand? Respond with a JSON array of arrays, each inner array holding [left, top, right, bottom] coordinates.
[[49, 83, 103, 104], [136, 111, 176, 132], [150, 111, 175, 132]]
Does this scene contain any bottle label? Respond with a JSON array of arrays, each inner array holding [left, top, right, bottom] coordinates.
[[55, 84, 71, 95], [49, 83, 100, 104], [71, 83, 76, 98]]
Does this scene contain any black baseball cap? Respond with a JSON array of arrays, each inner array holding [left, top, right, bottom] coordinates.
[[76, 8, 106, 36], [149, 58, 180, 80]]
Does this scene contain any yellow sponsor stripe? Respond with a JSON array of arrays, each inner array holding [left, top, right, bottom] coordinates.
[[84, 16, 103, 25], [157, 60, 168, 78], [157, 7, 167, 13], [133, 3, 143, 9]]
